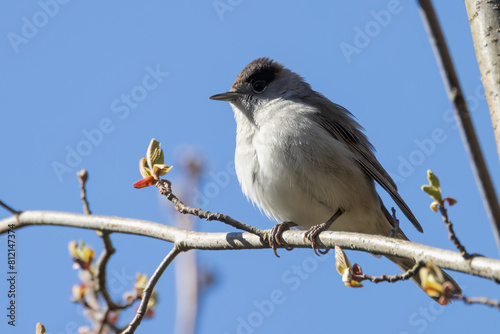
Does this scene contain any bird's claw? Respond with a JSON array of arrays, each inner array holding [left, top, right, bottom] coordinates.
[[389, 225, 401, 238], [303, 209, 344, 256], [389, 207, 401, 238], [269, 222, 297, 257], [304, 225, 329, 256]]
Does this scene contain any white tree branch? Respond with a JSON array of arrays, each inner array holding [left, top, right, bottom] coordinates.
[[1, 210, 500, 282], [464, 0, 500, 165]]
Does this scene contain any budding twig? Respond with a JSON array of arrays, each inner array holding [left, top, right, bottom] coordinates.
[[356, 261, 424, 284], [418, 0, 500, 253], [438, 204, 472, 259], [454, 295, 500, 310], [95, 231, 138, 311], [77, 169, 92, 215], [76, 170, 138, 334], [156, 179, 266, 238], [96, 307, 110, 334]]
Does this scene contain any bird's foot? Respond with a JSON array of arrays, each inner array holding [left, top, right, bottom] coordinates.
[[304, 225, 330, 256], [304, 208, 344, 256], [269, 221, 297, 257], [389, 207, 401, 238]]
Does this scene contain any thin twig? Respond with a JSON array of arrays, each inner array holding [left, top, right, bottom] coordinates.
[[97, 307, 110, 334], [417, 0, 500, 253], [76, 169, 116, 331], [76, 170, 137, 332], [123, 246, 181, 334], [109, 321, 123, 334], [78, 299, 100, 313], [438, 205, 471, 259], [0, 200, 20, 215], [156, 179, 266, 238], [77, 169, 92, 215], [94, 231, 137, 310], [356, 261, 424, 284], [455, 295, 500, 309]]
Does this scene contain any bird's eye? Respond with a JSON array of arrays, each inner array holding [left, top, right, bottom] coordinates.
[[252, 80, 267, 93]]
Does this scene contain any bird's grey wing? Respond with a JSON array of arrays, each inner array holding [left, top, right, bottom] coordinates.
[[309, 98, 423, 233]]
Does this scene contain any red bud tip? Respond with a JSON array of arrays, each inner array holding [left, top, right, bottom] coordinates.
[[133, 176, 156, 189]]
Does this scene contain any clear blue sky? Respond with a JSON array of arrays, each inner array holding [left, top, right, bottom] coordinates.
[[1, 1, 500, 333]]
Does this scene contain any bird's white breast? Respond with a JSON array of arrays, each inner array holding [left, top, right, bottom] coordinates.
[[232, 99, 387, 235]]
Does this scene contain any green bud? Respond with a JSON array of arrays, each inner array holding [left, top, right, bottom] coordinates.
[[139, 157, 152, 178], [421, 185, 442, 203], [427, 170, 440, 190], [147, 139, 165, 169]]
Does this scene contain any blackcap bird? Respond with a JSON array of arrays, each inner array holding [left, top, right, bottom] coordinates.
[[210, 57, 460, 300]]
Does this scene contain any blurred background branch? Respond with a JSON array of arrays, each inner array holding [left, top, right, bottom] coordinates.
[[170, 153, 215, 334]]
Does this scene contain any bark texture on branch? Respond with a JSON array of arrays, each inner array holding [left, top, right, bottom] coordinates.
[[465, 0, 500, 164], [2, 210, 500, 282]]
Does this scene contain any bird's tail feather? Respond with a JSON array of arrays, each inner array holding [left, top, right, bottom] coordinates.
[[379, 200, 461, 302]]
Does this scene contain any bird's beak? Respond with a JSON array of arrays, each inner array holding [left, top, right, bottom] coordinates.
[[209, 91, 239, 102]]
